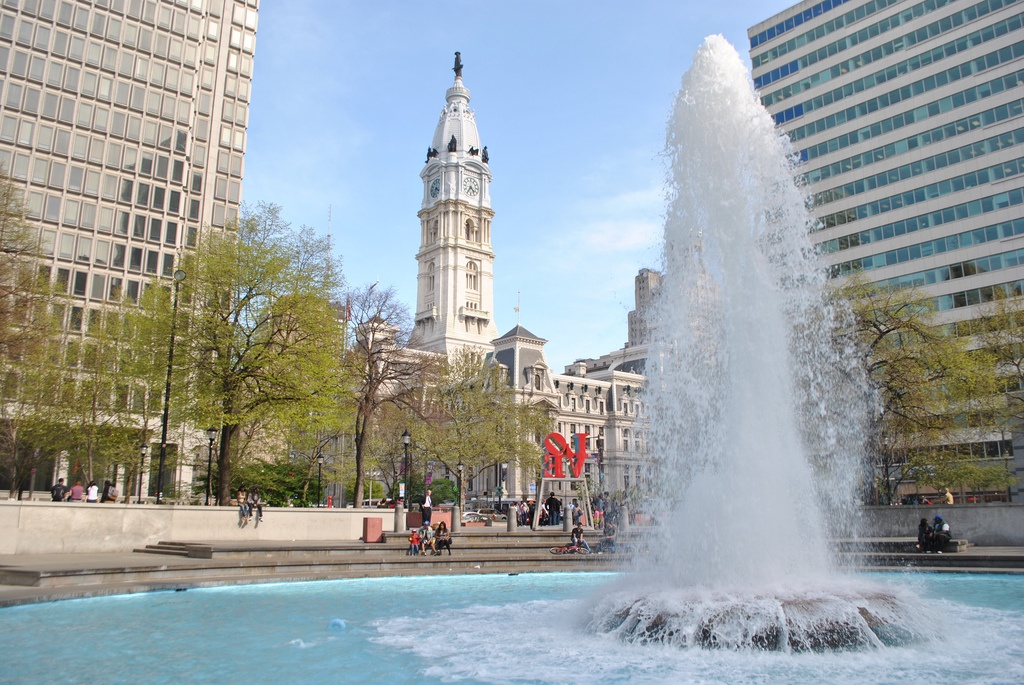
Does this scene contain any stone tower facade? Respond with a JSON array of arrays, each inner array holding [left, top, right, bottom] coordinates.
[[413, 53, 497, 354]]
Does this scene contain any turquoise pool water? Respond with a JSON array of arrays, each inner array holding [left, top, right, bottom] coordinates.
[[1, 572, 1022, 684]]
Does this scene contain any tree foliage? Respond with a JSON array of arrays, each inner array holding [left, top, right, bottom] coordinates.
[[171, 202, 345, 504], [416, 348, 552, 507], [840, 278, 1004, 502]]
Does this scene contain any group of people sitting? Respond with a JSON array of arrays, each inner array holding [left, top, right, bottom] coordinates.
[[917, 515, 951, 553], [567, 519, 618, 553], [235, 486, 263, 525], [407, 521, 452, 556]]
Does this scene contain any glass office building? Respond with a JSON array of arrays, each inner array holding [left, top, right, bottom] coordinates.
[[750, 0, 1021, 495], [0, 0, 257, 326]]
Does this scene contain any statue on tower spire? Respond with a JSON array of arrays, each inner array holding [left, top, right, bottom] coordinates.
[[453, 51, 464, 79]]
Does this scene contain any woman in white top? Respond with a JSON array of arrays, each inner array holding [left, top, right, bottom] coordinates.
[[86, 481, 99, 503]]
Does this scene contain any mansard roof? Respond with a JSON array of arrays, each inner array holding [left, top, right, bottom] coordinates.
[[494, 324, 545, 344]]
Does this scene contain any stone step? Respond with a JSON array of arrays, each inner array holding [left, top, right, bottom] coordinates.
[[133, 544, 192, 558], [17, 552, 617, 589], [834, 537, 972, 554]]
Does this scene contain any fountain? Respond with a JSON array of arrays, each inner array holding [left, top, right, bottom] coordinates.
[[587, 35, 928, 651], [3, 37, 1024, 685]]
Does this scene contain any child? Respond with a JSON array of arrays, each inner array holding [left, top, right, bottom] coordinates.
[[407, 529, 421, 555], [420, 524, 435, 555]]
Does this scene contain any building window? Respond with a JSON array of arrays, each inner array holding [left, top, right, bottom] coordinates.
[[466, 261, 479, 291]]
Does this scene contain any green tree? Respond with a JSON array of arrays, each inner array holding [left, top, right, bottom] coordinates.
[[417, 348, 551, 509], [0, 172, 63, 492], [976, 291, 1024, 428], [171, 203, 345, 504], [840, 278, 1002, 503]]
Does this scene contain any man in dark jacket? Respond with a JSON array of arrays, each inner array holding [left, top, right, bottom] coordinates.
[[50, 478, 68, 502]]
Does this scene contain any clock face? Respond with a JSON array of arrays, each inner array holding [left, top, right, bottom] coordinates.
[[463, 177, 480, 196], [429, 178, 441, 198]]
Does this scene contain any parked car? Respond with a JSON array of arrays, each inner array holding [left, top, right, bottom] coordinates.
[[465, 508, 506, 522], [461, 511, 489, 524]]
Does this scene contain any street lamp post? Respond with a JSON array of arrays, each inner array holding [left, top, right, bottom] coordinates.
[[453, 461, 464, 533], [498, 462, 508, 510], [137, 443, 149, 503], [396, 430, 410, 531], [317, 454, 324, 507], [205, 428, 217, 506], [156, 269, 186, 505]]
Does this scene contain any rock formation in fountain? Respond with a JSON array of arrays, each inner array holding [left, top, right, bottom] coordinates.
[[588, 35, 927, 651]]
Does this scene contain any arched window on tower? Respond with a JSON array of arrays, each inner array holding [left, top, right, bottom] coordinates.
[[465, 219, 478, 242], [429, 220, 438, 243], [466, 261, 479, 291], [427, 261, 435, 292]]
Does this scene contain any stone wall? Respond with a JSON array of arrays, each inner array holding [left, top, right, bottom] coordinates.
[[0, 502, 398, 555], [857, 504, 1024, 546]]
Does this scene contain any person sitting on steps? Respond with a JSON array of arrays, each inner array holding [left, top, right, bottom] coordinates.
[[570, 522, 591, 553], [916, 518, 929, 552], [419, 523, 435, 555], [926, 515, 951, 553], [434, 521, 452, 555]]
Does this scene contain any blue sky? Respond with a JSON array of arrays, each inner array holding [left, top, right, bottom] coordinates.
[[242, 1, 794, 368]]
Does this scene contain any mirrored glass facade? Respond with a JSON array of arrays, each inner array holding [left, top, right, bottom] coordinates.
[[0, 0, 257, 324], [751, 0, 1024, 320]]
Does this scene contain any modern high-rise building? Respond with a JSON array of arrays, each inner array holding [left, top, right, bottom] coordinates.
[[0, 0, 258, 327], [750, 0, 1021, 493]]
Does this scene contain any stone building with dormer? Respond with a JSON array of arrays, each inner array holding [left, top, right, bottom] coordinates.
[[411, 55, 650, 506]]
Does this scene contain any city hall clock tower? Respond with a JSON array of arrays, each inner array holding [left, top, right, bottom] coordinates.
[[413, 53, 498, 354]]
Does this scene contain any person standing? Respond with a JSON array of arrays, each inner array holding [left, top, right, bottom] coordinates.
[[545, 493, 560, 526], [422, 488, 433, 526], [50, 478, 69, 502]]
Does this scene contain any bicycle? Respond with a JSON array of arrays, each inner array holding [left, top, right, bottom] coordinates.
[[549, 544, 591, 555]]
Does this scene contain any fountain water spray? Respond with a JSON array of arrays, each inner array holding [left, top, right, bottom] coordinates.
[[589, 35, 928, 651]]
